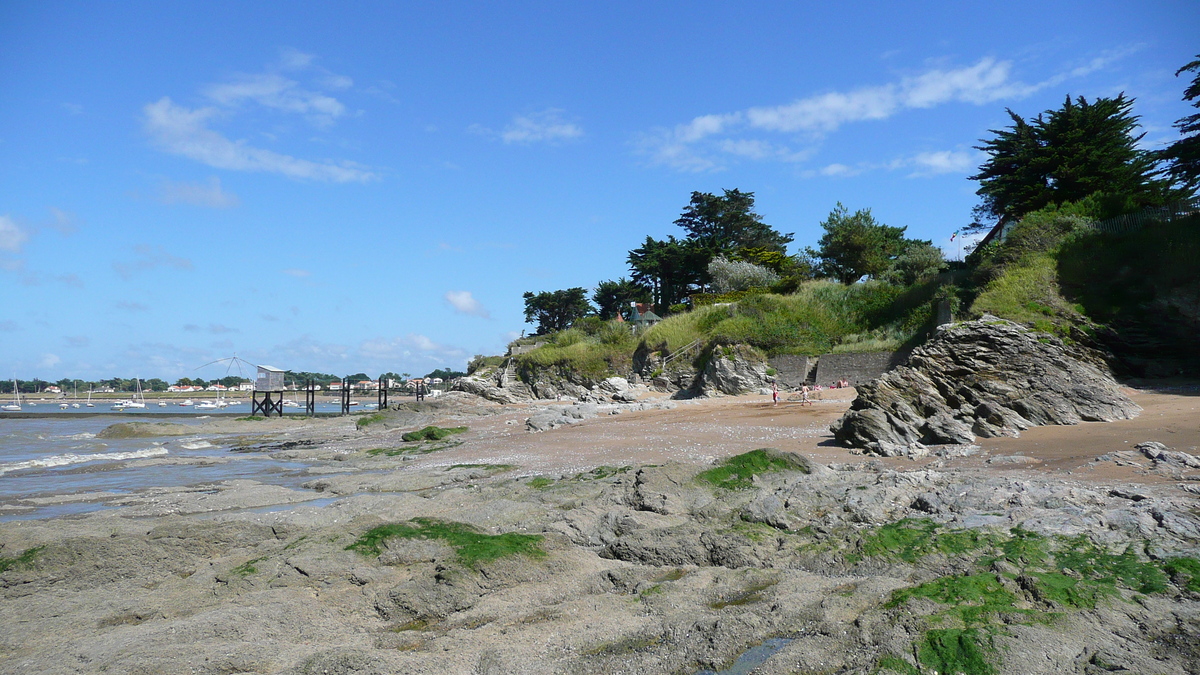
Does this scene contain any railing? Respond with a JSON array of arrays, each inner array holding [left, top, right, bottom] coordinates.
[[661, 339, 702, 367], [1088, 199, 1200, 235]]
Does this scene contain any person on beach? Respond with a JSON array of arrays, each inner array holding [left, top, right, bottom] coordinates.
[[771, 381, 779, 406], [801, 384, 811, 405]]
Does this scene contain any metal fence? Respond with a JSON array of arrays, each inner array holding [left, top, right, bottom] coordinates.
[[1088, 199, 1200, 235]]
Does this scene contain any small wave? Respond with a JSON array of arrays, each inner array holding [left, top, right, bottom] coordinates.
[[178, 440, 214, 450], [0, 448, 170, 476], [63, 432, 97, 440]]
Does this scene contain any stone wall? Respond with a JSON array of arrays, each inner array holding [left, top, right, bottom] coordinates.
[[814, 352, 903, 387], [766, 355, 812, 389]]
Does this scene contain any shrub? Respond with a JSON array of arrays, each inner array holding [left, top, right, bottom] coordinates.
[[708, 256, 781, 293]]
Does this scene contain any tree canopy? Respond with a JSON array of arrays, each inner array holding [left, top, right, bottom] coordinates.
[[1159, 55, 1200, 193], [807, 203, 927, 284], [627, 236, 709, 310], [592, 278, 651, 320], [674, 189, 794, 253], [970, 94, 1178, 227], [626, 189, 795, 310], [523, 288, 594, 335]]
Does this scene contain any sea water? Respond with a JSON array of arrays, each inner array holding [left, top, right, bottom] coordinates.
[[0, 415, 314, 521]]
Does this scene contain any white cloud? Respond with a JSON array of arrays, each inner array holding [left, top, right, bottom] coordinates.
[[282, 268, 311, 278], [444, 290, 490, 318], [498, 109, 583, 144], [113, 244, 193, 280], [63, 102, 84, 115], [40, 353, 61, 369], [143, 97, 377, 182], [803, 148, 979, 179], [359, 333, 468, 365], [907, 150, 977, 176], [203, 73, 346, 127], [278, 48, 316, 70], [0, 215, 29, 252], [158, 176, 241, 208], [643, 53, 1130, 172]]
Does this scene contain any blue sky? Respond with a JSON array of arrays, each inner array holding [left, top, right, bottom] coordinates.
[[1, 1, 1196, 382]]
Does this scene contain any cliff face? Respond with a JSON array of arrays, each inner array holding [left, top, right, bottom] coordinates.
[[831, 317, 1140, 456]]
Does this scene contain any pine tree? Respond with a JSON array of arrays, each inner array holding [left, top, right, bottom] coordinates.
[[1159, 56, 1200, 193], [970, 94, 1178, 225]]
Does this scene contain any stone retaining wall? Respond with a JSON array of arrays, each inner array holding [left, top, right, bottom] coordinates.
[[814, 352, 903, 387], [766, 355, 812, 389]]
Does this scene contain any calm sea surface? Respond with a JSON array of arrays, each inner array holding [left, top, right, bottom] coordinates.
[[0, 406, 353, 521]]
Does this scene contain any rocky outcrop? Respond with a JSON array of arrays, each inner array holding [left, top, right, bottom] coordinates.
[[700, 344, 772, 396], [452, 374, 527, 404], [831, 317, 1140, 455]]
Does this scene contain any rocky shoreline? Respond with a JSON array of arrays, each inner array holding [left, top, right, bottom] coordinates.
[[2, 385, 1199, 674]]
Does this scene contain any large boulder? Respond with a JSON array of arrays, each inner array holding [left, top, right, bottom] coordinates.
[[701, 344, 772, 396], [831, 317, 1139, 454]]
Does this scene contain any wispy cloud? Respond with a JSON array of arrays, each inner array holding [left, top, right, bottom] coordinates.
[[143, 50, 373, 183], [183, 323, 238, 335], [203, 73, 346, 127], [0, 215, 29, 252], [358, 333, 468, 365], [113, 244, 193, 280], [0, 320, 17, 331], [444, 290, 491, 318], [116, 301, 150, 312], [282, 268, 311, 278], [158, 176, 241, 208], [805, 149, 980, 179], [65, 335, 90, 347], [143, 98, 377, 183], [472, 109, 584, 144], [642, 52, 1132, 172]]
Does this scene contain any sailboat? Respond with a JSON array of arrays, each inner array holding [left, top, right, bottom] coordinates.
[[85, 387, 95, 407], [2, 378, 21, 412], [125, 378, 147, 409]]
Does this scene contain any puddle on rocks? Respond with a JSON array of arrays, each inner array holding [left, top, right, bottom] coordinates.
[[694, 638, 793, 675]]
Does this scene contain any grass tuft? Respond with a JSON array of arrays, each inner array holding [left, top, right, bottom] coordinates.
[[696, 449, 809, 490], [0, 545, 44, 573], [356, 413, 386, 430], [401, 425, 467, 442], [918, 629, 996, 675], [345, 518, 544, 565]]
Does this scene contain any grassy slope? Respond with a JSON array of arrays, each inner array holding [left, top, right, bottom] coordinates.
[[514, 278, 948, 383], [969, 213, 1200, 372]]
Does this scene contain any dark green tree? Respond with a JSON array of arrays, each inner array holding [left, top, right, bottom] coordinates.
[[971, 94, 1178, 227], [808, 203, 924, 284], [627, 236, 708, 309], [522, 287, 594, 335], [593, 278, 651, 320], [425, 368, 466, 380], [674, 189, 793, 253], [1159, 55, 1200, 193], [144, 378, 168, 392]]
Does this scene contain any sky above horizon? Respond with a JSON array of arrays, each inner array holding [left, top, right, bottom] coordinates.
[[2, 1, 1197, 383]]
